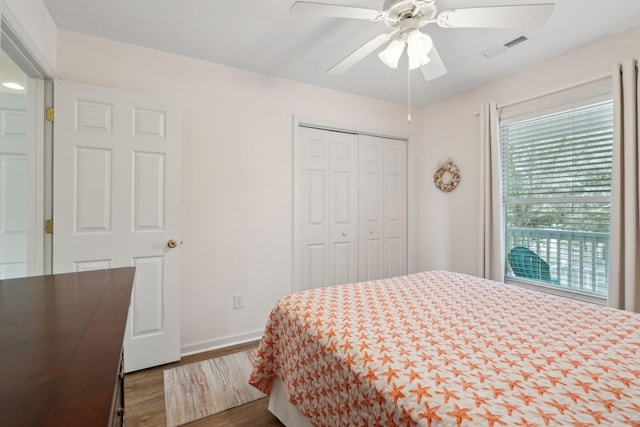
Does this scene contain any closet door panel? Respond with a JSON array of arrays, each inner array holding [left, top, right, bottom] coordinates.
[[332, 241, 352, 285], [358, 136, 384, 281], [330, 132, 358, 285], [294, 127, 358, 291], [385, 237, 402, 277], [307, 244, 327, 289], [364, 239, 383, 279], [383, 139, 407, 277], [294, 127, 331, 291], [359, 135, 407, 280]]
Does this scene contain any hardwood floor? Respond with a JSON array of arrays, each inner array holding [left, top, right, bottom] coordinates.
[[124, 340, 284, 426]]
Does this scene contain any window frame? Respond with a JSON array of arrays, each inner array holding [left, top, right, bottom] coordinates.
[[498, 77, 613, 304]]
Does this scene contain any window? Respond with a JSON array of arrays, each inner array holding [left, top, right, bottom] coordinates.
[[500, 100, 613, 297]]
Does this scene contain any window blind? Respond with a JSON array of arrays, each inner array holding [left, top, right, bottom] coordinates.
[[500, 100, 613, 295]]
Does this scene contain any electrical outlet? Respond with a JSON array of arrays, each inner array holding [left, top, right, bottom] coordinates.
[[233, 293, 244, 309]]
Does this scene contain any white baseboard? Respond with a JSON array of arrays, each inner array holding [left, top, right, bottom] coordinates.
[[180, 329, 264, 357]]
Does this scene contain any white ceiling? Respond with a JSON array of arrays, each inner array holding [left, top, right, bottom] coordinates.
[[42, 0, 640, 107]]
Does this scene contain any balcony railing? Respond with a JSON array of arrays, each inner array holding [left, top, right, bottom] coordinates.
[[505, 227, 609, 295]]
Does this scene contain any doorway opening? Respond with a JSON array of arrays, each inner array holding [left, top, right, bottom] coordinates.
[[0, 16, 53, 278]]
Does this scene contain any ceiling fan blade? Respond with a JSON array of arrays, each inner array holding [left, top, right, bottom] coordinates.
[[437, 4, 555, 29], [420, 45, 447, 81], [290, 2, 384, 21], [328, 33, 391, 75]]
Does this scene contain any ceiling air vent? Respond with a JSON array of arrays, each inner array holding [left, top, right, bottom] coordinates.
[[504, 34, 529, 48], [481, 32, 532, 58]]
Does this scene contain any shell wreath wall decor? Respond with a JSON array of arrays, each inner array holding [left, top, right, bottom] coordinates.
[[433, 158, 460, 192]]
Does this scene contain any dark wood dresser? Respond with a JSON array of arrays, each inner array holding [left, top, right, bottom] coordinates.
[[0, 267, 135, 426]]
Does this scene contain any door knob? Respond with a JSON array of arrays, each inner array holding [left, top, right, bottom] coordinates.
[[341, 232, 347, 237], [167, 239, 178, 248], [369, 229, 374, 234]]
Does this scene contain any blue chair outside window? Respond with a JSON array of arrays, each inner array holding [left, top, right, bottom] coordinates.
[[507, 246, 559, 284]]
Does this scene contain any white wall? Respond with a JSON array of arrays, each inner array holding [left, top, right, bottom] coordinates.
[[414, 25, 640, 276], [2, 0, 57, 74], [55, 30, 415, 352]]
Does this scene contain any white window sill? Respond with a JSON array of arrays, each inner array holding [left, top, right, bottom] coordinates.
[[505, 277, 607, 306]]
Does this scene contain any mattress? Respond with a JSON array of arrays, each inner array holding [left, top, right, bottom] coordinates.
[[249, 271, 640, 426]]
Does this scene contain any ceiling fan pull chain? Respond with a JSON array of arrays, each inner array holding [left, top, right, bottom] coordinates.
[[407, 67, 412, 124]]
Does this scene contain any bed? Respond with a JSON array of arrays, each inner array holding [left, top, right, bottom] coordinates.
[[249, 271, 640, 426]]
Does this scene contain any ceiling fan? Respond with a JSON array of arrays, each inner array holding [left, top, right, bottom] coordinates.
[[290, 0, 555, 82]]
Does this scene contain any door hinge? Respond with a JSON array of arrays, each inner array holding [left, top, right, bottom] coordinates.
[[45, 107, 54, 122], [45, 219, 53, 234]]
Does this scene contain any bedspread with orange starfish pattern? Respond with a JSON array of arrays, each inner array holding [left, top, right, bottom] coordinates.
[[249, 271, 640, 426]]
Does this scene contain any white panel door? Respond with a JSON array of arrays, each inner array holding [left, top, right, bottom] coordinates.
[[359, 135, 407, 280], [294, 126, 358, 292], [0, 93, 28, 279], [329, 130, 359, 286], [382, 138, 408, 278], [53, 80, 181, 372], [358, 135, 384, 281]]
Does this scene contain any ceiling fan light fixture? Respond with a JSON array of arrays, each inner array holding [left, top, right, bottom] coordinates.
[[378, 39, 406, 69], [407, 30, 433, 70]]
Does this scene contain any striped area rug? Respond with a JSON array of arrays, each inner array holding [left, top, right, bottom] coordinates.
[[163, 348, 266, 426]]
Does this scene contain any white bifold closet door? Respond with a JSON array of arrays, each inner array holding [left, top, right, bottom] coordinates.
[[294, 126, 407, 292], [294, 126, 359, 291], [358, 134, 407, 281]]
